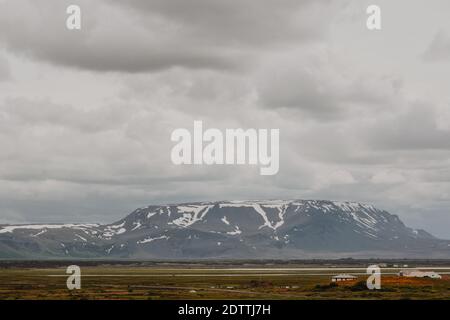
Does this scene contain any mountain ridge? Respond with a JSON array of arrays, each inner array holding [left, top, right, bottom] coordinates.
[[0, 200, 449, 259]]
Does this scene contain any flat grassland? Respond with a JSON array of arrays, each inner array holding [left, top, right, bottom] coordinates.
[[0, 261, 449, 300]]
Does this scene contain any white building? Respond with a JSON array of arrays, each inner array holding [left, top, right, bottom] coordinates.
[[331, 274, 358, 282], [399, 270, 442, 279]]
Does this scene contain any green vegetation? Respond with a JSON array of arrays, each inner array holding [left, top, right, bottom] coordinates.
[[0, 261, 448, 300]]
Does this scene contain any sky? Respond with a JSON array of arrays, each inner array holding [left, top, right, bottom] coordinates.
[[0, 0, 449, 238]]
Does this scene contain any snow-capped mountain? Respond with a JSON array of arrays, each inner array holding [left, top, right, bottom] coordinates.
[[0, 200, 449, 259]]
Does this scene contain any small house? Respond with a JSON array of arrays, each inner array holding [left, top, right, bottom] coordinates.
[[331, 274, 357, 282]]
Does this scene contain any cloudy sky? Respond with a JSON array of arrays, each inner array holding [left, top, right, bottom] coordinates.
[[0, 0, 449, 238]]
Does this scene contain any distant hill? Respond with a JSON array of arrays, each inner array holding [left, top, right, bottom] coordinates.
[[1, 200, 449, 259]]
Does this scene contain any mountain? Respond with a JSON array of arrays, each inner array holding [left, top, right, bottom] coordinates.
[[0, 200, 449, 259]]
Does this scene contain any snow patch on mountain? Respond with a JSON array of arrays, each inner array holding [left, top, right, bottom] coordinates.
[[0, 224, 99, 234], [221, 216, 230, 225], [170, 205, 213, 227], [137, 235, 169, 244], [227, 226, 242, 235]]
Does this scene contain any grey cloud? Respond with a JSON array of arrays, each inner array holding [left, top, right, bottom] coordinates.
[[258, 66, 337, 118], [256, 53, 401, 120], [423, 30, 450, 62], [0, 94, 240, 188], [111, 0, 332, 46], [0, 0, 332, 73], [1, 98, 132, 133], [0, 54, 10, 81], [0, 1, 243, 72], [365, 102, 450, 150]]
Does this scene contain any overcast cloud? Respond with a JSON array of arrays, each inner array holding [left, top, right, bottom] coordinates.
[[0, 0, 450, 239], [423, 30, 450, 62]]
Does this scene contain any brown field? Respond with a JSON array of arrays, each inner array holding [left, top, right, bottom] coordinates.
[[0, 262, 449, 300]]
